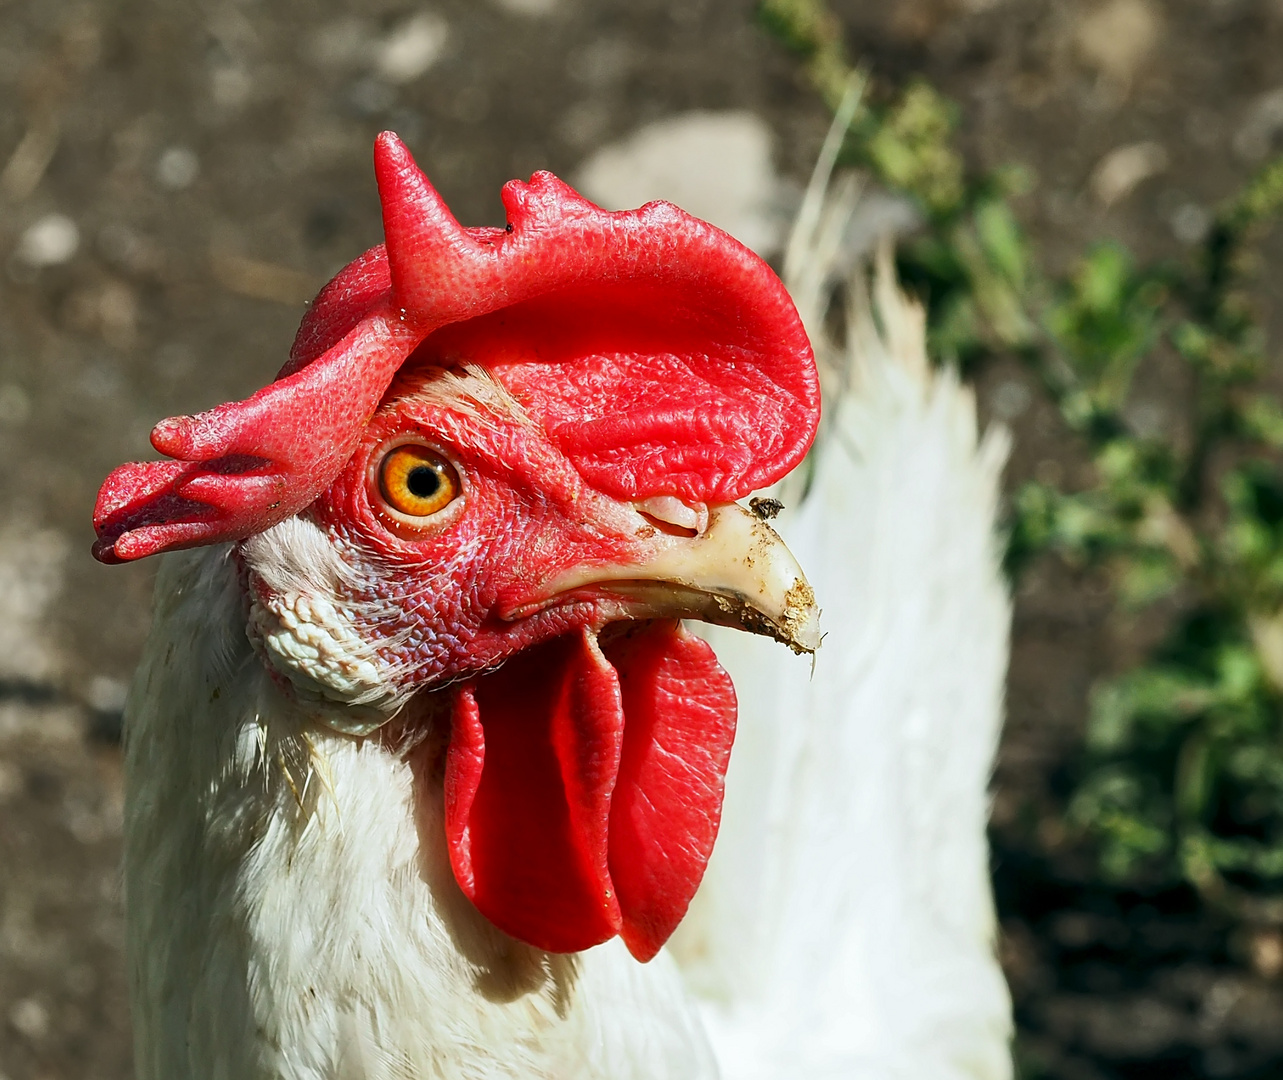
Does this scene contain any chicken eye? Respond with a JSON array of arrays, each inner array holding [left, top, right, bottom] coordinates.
[[377, 445, 461, 520]]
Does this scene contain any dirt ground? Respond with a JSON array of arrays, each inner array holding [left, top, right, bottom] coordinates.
[[3, 0, 1283, 1077]]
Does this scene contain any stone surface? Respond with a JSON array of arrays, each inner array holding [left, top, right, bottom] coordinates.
[[13, 216, 78, 269], [574, 111, 786, 256]]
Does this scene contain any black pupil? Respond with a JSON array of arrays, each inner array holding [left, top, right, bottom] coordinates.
[[407, 464, 442, 499]]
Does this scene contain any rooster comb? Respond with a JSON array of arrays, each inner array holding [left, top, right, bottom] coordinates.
[[93, 132, 818, 564]]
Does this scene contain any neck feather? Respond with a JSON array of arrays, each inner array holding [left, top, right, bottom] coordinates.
[[122, 544, 712, 1080]]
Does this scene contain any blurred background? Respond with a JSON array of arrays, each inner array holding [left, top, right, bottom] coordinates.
[[3, 0, 1283, 1077]]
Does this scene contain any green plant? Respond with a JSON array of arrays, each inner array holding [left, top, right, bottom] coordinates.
[[761, 0, 1283, 922]]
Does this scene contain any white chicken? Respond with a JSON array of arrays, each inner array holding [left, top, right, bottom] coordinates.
[[95, 122, 1012, 1079]]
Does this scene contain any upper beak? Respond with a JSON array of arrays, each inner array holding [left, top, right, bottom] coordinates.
[[513, 502, 821, 655]]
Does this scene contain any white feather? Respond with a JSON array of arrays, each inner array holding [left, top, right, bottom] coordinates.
[[124, 547, 716, 1079]]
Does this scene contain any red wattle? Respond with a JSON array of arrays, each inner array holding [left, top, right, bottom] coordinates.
[[445, 630, 624, 952], [443, 621, 737, 961], [604, 622, 737, 962]]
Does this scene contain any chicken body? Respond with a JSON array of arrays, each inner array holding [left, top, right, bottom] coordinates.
[[125, 540, 717, 1080]]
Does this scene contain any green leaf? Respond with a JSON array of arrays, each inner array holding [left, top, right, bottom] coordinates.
[[974, 199, 1027, 290]]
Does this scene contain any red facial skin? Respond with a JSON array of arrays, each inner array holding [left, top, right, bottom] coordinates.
[[302, 365, 667, 692], [94, 133, 821, 963]]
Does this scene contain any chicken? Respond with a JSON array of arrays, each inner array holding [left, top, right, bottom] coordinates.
[[95, 124, 1014, 1079], [94, 132, 823, 1079]]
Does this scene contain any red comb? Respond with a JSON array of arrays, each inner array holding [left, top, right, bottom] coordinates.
[[93, 133, 818, 563]]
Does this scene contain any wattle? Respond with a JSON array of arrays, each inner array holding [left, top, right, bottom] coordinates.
[[443, 620, 736, 961]]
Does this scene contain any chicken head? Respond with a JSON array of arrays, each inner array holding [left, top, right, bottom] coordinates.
[[93, 133, 821, 964]]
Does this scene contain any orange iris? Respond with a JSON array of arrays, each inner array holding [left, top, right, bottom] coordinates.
[[378, 444, 461, 520]]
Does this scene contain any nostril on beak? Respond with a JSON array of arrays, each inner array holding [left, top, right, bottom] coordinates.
[[634, 497, 709, 538]]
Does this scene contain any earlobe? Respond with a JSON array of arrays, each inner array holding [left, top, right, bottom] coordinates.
[[240, 516, 410, 726]]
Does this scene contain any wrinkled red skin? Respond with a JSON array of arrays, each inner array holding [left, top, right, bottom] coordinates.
[[93, 134, 820, 962], [305, 366, 671, 688]]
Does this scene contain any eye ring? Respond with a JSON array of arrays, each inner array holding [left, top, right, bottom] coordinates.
[[374, 442, 463, 527]]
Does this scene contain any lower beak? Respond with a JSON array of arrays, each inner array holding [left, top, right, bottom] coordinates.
[[518, 503, 821, 655]]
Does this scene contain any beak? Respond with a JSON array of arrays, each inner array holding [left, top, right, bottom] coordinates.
[[513, 502, 821, 655]]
